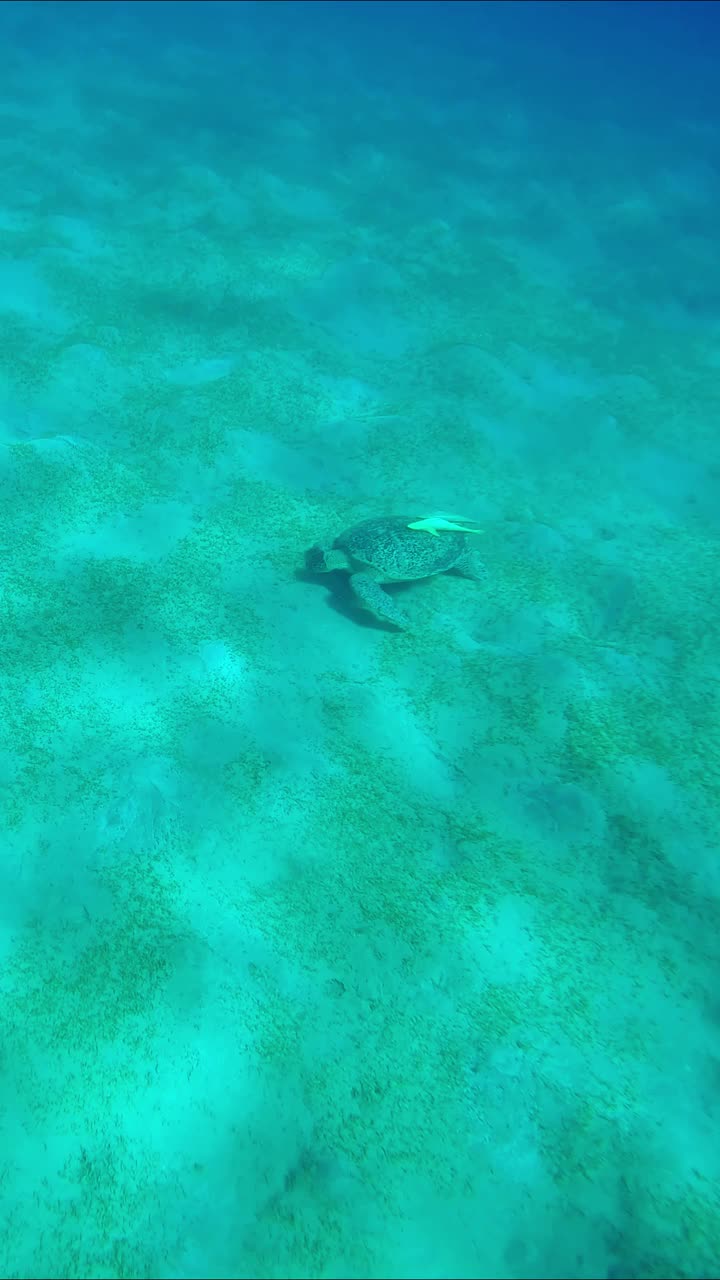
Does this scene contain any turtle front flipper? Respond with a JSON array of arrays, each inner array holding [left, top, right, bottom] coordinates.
[[349, 572, 409, 629]]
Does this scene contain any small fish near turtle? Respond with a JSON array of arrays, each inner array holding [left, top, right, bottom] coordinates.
[[305, 513, 484, 629]]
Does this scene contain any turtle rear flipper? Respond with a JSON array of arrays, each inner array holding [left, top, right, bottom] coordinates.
[[349, 572, 409, 629], [452, 548, 486, 581]]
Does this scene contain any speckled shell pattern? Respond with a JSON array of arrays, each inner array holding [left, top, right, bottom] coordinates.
[[334, 517, 466, 581]]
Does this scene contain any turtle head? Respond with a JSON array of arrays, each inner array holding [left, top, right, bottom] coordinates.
[[306, 543, 330, 573], [305, 543, 348, 574]]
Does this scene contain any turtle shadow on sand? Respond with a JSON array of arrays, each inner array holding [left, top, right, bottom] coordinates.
[[300, 514, 485, 631]]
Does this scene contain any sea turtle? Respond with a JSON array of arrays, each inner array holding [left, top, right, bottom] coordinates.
[[306, 514, 484, 629]]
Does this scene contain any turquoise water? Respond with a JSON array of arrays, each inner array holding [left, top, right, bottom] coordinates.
[[1, 2, 718, 1276]]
